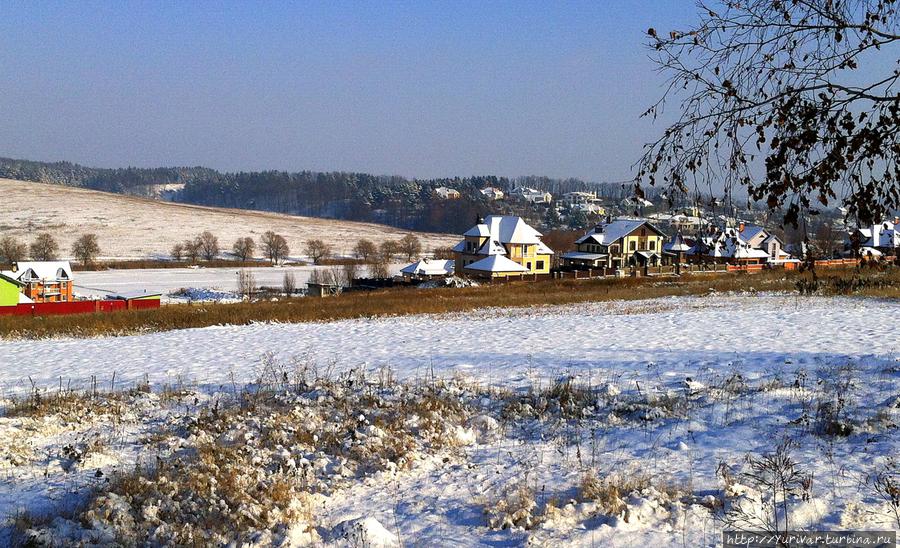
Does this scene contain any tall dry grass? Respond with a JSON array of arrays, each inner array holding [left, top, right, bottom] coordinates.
[[2, 267, 898, 340]]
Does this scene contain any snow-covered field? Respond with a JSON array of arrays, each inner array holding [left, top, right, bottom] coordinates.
[[1, 293, 898, 545], [74, 264, 405, 302], [0, 178, 456, 259]]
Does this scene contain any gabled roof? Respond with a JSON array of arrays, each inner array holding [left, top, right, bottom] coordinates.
[[6, 261, 73, 281], [0, 272, 24, 287], [663, 233, 691, 252], [484, 215, 543, 245], [464, 224, 491, 237], [400, 259, 455, 276], [739, 224, 767, 242], [451, 240, 466, 253], [575, 219, 664, 246], [464, 255, 529, 273]]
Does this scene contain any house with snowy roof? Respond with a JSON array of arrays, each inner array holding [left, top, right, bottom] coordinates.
[[519, 187, 552, 205], [686, 227, 770, 265], [850, 217, 900, 255], [400, 258, 455, 281], [479, 187, 505, 201], [561, 218, 666, 270], [434, 186, 460, 200], [738, 223, 792, 264], [452, 216, 554, 278], [0, 261, 75, 304]]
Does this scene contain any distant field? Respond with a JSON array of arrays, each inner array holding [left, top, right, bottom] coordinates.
[[0, 178, 457, 259]]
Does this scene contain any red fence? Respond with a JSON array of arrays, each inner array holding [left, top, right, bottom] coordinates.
[[0, 299, 160, 317]]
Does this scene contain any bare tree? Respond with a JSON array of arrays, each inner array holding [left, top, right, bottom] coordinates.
[[29, 233, 59, 261], [369, 256, 390, 279], [342, 261, 359, 286], [431, 246, 455, 260], [282, 271, 296, 295], [0, 236, 27, 266], [640, 1, 900, 226], [399, 234, 422, 261], [379, 240, 400, 262], [304, 239, 331, 265], [237, 269, 257, 300], [197, 231, 219, 261], [170, 242, 184, 262], [353, 239, 377, 262], [71, 233, 101, 267], [232, 237, 256, 262], [183, 239, 201, 264], [261, 231, 290, 264]]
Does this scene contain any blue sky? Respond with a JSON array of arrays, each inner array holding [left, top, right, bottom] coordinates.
[[0, 1, 693, 181]]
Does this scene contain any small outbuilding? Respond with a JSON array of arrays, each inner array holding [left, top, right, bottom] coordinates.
[[400, 258, 455, 281]]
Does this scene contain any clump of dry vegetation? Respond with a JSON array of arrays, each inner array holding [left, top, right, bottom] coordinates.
[[7, 266, 899, 340], [18, 366, 475, 546]]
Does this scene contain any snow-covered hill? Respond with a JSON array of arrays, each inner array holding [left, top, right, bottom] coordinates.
[[0, 178, 457, 260]]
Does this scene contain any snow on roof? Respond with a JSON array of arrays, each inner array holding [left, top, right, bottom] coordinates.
[[8, 261, 73, 281], [463, 224, 491, 237], [477, 238, 508, 256], [561, 251, 607, 260], [861, 246, 883, 257], [463, 255, 529, 273], [451, 240, 466, 253], [484, 215, 543, 245], [0, 272, 24, 286], [663, 233, 691, 252], [400, 259, 455, 276], [576, 219, 662, 246], [739, 224, 766, 242]]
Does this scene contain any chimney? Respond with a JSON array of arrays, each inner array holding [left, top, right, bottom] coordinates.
[[739, 221, 745, 233], [894, 216, 899, 225]]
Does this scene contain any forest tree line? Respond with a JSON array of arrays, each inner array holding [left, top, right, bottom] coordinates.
[[0, 157, 658, 233]]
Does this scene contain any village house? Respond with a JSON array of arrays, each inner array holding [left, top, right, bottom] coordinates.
[[0, 261, 75, 304], [561, 191, 599, 207], [434, 186, 460, 200], [452, 215, 553, 278], [850, 217, 900, 256], [561, 218, 666, 270], [738, 223, 793, 264], [662, 232, 692, 266], [400, 258, 455, 281], [518, 187, 552, 204], [479, 187, 504, 201], [686, 226, 770, 265]]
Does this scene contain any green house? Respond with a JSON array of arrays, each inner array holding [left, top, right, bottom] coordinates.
[[0, 273, 24, 307]]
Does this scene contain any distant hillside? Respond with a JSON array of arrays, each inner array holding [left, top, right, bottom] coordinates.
[[0, 178, 457, 260], [0, 157, 664, 233]]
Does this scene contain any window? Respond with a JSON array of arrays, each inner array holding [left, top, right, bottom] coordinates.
[[648, 241, 655, 250], [629, 241, 636, 251], [611, 244, 620, 254], [526, 262, 532, 270], [536, 260, 545, 270]]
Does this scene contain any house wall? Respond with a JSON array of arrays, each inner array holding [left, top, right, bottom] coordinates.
[[0, 279, 21, 307], [22, 280, 74, 303], [619, 228, 664, 265], [506, 243, 551, 274]]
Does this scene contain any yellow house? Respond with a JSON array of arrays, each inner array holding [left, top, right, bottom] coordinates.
[[453, 216, 554, 278], [562, 219, 666, 269]]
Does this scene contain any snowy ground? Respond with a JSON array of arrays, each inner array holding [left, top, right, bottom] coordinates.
[[0, 178, 456, 259], [73, 264, 404, 302], [1, 293, 898, 545]]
